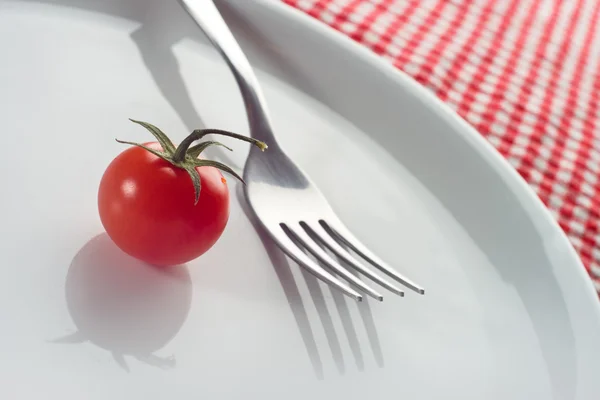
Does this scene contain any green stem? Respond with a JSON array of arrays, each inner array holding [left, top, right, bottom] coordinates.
[[122, 119, 268, 205], [172, 129, 267, 163]]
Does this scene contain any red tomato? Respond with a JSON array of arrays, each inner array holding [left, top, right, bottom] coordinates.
[[98, 142, 229, 266]]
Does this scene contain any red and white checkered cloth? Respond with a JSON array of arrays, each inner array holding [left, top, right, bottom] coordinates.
[[284, 0, 600, 294]]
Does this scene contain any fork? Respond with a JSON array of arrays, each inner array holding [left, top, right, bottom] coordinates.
[[179, 0, 424, 301]]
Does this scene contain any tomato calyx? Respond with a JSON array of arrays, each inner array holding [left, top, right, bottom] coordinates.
[[116, 119, 267, 205]]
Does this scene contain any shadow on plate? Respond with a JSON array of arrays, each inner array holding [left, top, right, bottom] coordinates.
[[52, 234, 193, 372], [21, 0, 235, 165], [236, 186, 384, 380], [20, 0, 379, 379]]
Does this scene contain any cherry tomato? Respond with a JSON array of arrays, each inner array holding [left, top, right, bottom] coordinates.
[[97, 120, 266, 266], [98, 142, 229, 266]]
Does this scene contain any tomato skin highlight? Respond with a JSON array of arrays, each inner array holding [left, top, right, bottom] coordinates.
[[98, 142, 230, 266]]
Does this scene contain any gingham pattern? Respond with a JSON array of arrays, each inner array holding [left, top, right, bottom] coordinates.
[[283, 0, 600, 293]]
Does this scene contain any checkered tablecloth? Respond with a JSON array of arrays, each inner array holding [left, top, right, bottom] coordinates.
[[284, 0, 600, 294]]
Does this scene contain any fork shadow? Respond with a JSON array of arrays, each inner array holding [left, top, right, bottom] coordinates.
[[236, 186, 384, 380], [333, 258, 385, 369], [23, 0, 237, 165], [127, 0, 239, 166]]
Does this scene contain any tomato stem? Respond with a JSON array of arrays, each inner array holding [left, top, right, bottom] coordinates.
[[172, 129, 267, 164], [117, 120, 268, 205]]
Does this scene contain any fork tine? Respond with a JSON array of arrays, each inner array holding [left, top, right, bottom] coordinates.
[[301, 222, 405, 297], [320, 220, 425, 295], [282, 223, 384, 301], [272, 224, 364, 301]]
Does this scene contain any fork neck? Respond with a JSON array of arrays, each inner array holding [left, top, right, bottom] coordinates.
[[229, 65, 280, 149]]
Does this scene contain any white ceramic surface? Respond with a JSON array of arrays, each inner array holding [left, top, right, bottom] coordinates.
[[1, 0, 600, 399]]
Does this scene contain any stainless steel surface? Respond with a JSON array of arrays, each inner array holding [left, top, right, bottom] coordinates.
[[179, 0, 424, 301]]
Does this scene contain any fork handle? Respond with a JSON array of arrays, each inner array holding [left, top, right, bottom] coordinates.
[[178, 0, 278, 147]]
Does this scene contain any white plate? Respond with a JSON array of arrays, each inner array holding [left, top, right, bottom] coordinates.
[[2, 0, 600, 399]]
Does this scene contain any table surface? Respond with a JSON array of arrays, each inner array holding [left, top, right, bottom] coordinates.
[[284, 0, 600, 295]]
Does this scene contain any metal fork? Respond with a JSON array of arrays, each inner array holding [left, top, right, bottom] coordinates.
[[180, 0, 424, 301]]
